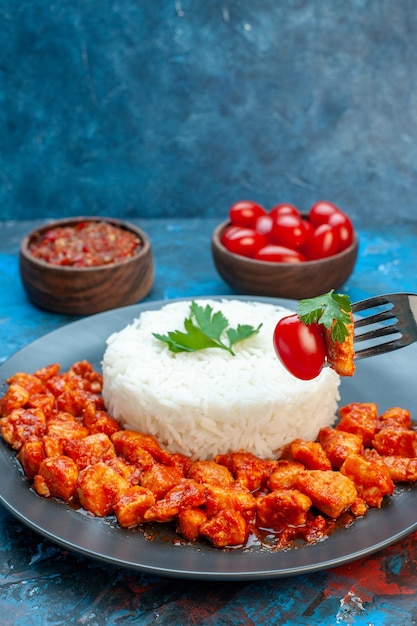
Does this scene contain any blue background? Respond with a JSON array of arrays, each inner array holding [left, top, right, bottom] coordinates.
[[2, 0, 417, 225]]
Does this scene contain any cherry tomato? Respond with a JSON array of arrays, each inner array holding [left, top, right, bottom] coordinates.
[[272, 213, 308, 249], [229, 201, 267, 228], [309, 201, 340, 226], [254, 214, 274, 241], [269, 203, 300, 219], [221, 225, 267, 258], [327, 211, 354, 251], [254, 244, 305, 263], [273, 314, 326, 380], [303, 223, 340, 260], [302, 218, 314, 240]]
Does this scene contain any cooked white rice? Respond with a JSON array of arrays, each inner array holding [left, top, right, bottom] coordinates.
[[102, 299, 340, 460]]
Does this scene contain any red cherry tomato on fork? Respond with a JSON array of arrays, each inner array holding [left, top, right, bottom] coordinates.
[[229, 201, 267, 228], [273, 314, 326, 380], [221, 225, 267, 258]]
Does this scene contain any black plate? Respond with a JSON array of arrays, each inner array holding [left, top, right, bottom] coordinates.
[[1, 296, 417, 580]]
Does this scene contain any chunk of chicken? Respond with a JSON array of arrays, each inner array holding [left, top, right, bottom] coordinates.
[[267, 460, 305, 490], [27, 393, 55, 418], [113, 485, 155, 527], [372, 426, 417, 458], [187, 460, 234, 487], [141, 463, 185, 499], [6, 371, 45, 394], [34, 455, 79, 501], [45, 415, 89, 442], [340, 453, 394, 508], [378, 456, 417, 483], [143, 478, 206, 523], [178, 508, 208, 542], [82, 406, 120, 437], [214, 451, 278, 491], [106, 457, 142, 485], [0, 383, 30, 413], [318, 427, 364, 469], [17, 439, 45, 478], [204, 483, 257, 518], [362, 448, 417, 483], [295, 470, 357, 518], [256, 489, 312, 530], [323, 310, 355, 377], [337, 402, 379, 446], [290, 439, 332, 470], [0, 408, 46, 450], [76, 461, 130, 516], [378, 407, 412, 430], [111, 430, 171, 468], [65, 433, 116, 469], [200, 509, 248, 547]]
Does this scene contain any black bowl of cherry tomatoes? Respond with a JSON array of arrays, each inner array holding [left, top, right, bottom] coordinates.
[[211, 200, 358, 299]]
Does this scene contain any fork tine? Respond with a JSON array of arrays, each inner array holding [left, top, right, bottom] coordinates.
[[351, 295, 392, 313], [354, 323, 401, 344], [354, 337, 406, 360], [353, 309, 396, 329]]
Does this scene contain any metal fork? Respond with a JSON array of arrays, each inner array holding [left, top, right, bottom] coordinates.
[[353, 293, 417, 359]]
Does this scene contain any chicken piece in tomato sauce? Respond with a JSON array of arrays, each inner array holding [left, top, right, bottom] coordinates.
[[295, 470, 357, 518], [372, 426, 417, 458], [378, 406, 412, 430], [187, 460, 235, 487], [214, 451, 279, 491], [337, 402, 379, 447], [178, 508, 208, 542], [362, 448, 417, 483], [34, 455, 79, 501], [318, 427, 364, 470], [256, 489, 312, 531], [267, 460, 305, 490], [64, 432, 116, 470], [143, 478, 206, 523], [200, 509, 249, 548], [141, 463, 186, 499], [17, 439, 45, 479], [340, 453, 394, 508], [204, 483, 257, 520], [113, 485, 155, 528], [76, 461, 130, 517], [289, 439, 332, 470], [1, 407, 46, 450]]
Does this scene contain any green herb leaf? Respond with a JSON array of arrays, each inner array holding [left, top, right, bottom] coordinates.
[[153, 302, 262, 355], [296, 290, 352, 342]]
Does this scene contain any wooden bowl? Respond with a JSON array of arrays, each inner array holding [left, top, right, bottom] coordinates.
[[20, 217, 154, 315], [211, 220, 358, 299]]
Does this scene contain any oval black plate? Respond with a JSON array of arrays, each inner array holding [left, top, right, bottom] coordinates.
[[1, 296, 417, 580]]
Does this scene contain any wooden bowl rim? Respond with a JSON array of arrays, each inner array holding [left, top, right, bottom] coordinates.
[[20, 216, 152, 273], [212, 220, 358, 268]]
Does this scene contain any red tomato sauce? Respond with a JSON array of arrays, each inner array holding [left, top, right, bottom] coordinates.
[[29, 221, 142, 267]]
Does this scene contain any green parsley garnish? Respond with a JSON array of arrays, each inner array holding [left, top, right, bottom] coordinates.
[[153, 301, 262, 356], [296, 290, 352, 342]]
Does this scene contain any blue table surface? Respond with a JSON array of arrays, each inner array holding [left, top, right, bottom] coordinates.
[[1, 218, 417, 626]]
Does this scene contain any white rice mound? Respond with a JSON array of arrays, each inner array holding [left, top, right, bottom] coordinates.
[[102, 299, 341, 460]]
